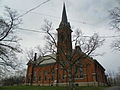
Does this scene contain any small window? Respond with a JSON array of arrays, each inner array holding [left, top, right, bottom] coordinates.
[[51, 75, 54, 80], [51, 70, 55, 74], [62, 76, 64, 79], [44, 71, 47, 81], [75, 69, 79, 79], [79, 64, 84, 78], [92, 75, 96, 81], [33, 72, 36, 81], [62, 71, 65, 79], [44, 75, 47, 81], [80, 72, 84, 78], [39, 76, 41, 81]]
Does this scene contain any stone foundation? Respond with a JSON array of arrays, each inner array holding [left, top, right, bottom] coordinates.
[[26, 81, 107, 86]]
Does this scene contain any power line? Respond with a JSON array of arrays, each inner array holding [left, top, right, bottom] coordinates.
[[101, 36, 120, 38], [0, 1, 107, 26], [18, 28, 55, 34], [18, 9, 59, 19], [12, 1, 119, 39], [17, 8, 108, 27], [0, 2, 103, 26], [18, 28, 45, 33], [18, 27, 120, 38], [83, 35, 120, 38], [15, 7, 94, 26], [17, 0, 50, 18]]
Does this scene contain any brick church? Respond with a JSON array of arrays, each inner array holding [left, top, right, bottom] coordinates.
[[26, 4, 107, 86]]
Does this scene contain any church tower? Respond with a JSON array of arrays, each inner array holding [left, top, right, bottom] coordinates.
[[57, 3, 72, 56]]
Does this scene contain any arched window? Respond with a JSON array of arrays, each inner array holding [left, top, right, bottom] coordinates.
[[75, 64, 84, 79], [79, 64, 83, 78], [33, 71, 36, 81]]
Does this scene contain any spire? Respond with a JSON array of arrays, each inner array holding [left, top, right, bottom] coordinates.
[[61, 3, 68, 24], [59, 3, 71, 28]]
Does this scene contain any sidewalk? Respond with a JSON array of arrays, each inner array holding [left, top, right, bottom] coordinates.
[[104, 86, 120, 90]]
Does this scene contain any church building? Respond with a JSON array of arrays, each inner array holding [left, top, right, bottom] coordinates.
[[26, 4, 107, 86]]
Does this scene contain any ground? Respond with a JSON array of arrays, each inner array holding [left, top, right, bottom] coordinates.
[[104, 86, 120, 90], [0, 86, 107, 90]]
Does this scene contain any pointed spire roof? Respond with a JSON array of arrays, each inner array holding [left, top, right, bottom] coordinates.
[[61, 3, 68, 24], [59, 3, 71, 28]]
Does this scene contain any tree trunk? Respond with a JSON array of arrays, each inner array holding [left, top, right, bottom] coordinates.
[[68, 69, 75, 90]]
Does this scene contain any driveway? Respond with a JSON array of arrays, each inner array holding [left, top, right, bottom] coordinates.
[[104, 86, 120, 90]]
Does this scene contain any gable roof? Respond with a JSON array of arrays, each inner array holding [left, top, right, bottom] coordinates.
[[27, 54, 56, 66], [94, 59, 105, 71], [27, 51, 105, 71]]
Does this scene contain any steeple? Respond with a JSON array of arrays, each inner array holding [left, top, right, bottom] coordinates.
[[61, 3, 68, 24], [59, 3, 71, 28], [57, 3, 72, 56]]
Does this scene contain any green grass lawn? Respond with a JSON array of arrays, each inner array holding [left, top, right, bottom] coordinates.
[[0, 86, 107, 90]]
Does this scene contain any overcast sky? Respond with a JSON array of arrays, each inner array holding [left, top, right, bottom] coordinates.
[[0, 0, 120, 73]]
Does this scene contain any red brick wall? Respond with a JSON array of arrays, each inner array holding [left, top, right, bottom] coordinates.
[[26, 58, 106, 85]]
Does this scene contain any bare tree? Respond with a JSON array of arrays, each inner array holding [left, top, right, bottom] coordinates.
[[26, 48, 36, 61], [109, 7, 120, 50], [111, 39, 120, 51], [36, 20, 104, 90], [25, 45, 49, 62], [107, 69, 120, 86], [0, 7, 22, 78], [109, 7, 120, 31]]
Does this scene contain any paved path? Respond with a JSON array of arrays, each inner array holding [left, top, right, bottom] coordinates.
[[104, 86, 120, 90]]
